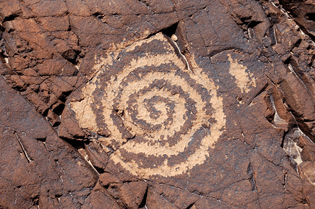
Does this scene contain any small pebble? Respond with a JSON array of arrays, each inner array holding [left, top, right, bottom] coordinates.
[[171, 34, 178, 42]]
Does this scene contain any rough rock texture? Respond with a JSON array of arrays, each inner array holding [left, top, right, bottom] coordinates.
[[0, 0, 315, 208]]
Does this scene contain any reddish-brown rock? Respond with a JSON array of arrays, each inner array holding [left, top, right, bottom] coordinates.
[[0, 0, 315, 208]]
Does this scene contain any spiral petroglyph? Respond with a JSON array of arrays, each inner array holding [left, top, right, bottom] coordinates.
[[70, 33, 226, 178]]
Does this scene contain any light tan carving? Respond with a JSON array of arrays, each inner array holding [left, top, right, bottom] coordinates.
[[71, 33, 227, 178]]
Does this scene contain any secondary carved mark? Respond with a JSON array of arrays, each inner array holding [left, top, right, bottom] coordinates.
[[228, 54, 256, 93], [14, 132, 32, 163]]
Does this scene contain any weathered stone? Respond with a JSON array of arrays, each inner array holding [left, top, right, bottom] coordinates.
[[0, 0, 315, 208], [0, 76, 117, 208]]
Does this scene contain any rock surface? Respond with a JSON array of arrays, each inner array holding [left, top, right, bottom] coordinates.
[[0, 0, 315, 208]]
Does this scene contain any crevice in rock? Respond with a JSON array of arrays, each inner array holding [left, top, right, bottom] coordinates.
[[59, 91, 73, 103], [35, 136, 46, 142], [3, 14, 20, 23], [247, 163, 256, 191], [62, 138, 86, 150], [305, 13, 315, 22], [62, 50, 80, 65], [248, 20, 262, 29], [92, 12, 105, 22], [280, 131, 287, 149], [52, 103, 65, 115], [139, 186, 148, 208], [186, 203, 196, 209], [31, 195, 39, 206], [161, 22, 178, 38], [93, 165, 105, 174]]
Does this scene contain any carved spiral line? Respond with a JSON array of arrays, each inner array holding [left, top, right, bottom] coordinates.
[[72, 33, 226, 178], [104, 57, 224, 177]]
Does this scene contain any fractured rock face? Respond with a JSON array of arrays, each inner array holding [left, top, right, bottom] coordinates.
[[0, 76, 121, 208], [1, 0, 315, 208]]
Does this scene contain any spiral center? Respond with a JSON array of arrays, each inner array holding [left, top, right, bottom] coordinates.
[[146, 98, 168, 120]]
